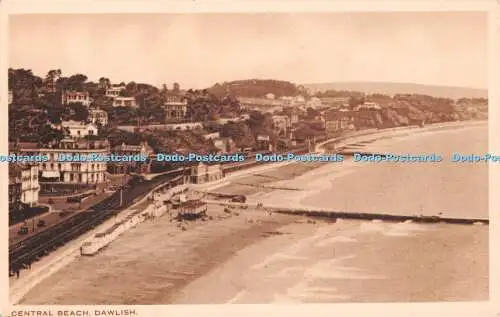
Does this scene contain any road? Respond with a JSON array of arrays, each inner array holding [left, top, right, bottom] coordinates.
[[8, 175, 133, 246], [8, 171, 184, 273]]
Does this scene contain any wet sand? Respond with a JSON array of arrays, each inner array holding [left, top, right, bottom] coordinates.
[[18, 123, 489, 304], [174, 220, 487, 303], [19, 206, 298, 304]]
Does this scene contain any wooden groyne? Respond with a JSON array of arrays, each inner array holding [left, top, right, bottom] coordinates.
[[202, 200, 488, 226], [252, 173, 283, 180], [232, 182, 303, 191], [276, 210, 488, 226]]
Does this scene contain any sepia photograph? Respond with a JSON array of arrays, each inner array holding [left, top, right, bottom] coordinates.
[[5, 9, 490, 308]]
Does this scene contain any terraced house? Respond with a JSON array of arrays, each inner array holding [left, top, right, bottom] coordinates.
[[11, 139, 110, 193]]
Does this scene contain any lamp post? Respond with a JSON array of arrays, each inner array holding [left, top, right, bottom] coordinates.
[[120, 183, 124, 207], [120, 168, 126, 207]]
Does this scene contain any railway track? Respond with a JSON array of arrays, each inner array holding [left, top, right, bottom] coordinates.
[[9, 171, 184, 273]]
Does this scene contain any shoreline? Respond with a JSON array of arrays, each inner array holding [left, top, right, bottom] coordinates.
[[13, 120, 488, 304]]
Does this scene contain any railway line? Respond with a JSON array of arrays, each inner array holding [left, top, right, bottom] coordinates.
[[9, 170, 184, 274]]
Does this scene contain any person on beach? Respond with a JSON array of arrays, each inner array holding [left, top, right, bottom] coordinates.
[[16, 269, 20, 279]]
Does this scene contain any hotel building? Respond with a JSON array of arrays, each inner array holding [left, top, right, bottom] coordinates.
[[12, 139, 110, 192]]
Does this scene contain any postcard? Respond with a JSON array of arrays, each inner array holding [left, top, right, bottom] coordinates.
[[1, 1, 499, 316]]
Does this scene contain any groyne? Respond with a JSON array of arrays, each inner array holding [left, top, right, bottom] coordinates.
[[201, 200, 489, 226]]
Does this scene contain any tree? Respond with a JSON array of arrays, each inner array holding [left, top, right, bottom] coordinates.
[[297, 84, 310, 98], [66, 74, 88, 91], [294, 124, 320, 139], [46, 69, 62, 81], [349, 96, 364, 107], [222, 122, 255, 148], [173, 82, 180, 93], [124, 82, 138, 96], [8, 68, 43, 105], [47, 107, 64, 124], [38, 124, 64, 145], [70, 103, 90, 122], [98, 77, 111, 89]]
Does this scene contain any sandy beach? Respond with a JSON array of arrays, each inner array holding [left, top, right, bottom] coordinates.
[[17, 122, 489, 304]]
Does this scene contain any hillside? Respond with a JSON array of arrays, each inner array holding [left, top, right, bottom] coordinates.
[[208, 79, 305, 98], [304, 82, 487, 99]]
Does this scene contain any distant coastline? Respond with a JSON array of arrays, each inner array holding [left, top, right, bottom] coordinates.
[[303, 81, 487, 99]]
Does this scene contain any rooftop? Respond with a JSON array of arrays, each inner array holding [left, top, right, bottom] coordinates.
[[113, 142, 153, 153], [176, 200, 206, 209]]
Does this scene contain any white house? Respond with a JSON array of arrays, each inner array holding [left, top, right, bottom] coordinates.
[[112, 97, 138, 108], [88, 109, 108, 126], [59, 120, 99, 138], [358, 101, 381, 110], [203, 132, 220, 140], [164, 96, 188, 121], [62, 91, 91, 107], [105, 85, 126, 98], [14, 139, 109, 186], [9, 163, 40, 207]]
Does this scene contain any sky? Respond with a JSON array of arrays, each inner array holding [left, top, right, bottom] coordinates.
[[8, 12, 487, 90]]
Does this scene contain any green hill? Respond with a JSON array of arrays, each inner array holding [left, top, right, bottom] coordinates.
[[208, 79, 303, 98]]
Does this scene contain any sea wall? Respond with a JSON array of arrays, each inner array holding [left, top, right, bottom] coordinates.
[[81, 184, 190, 256]]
